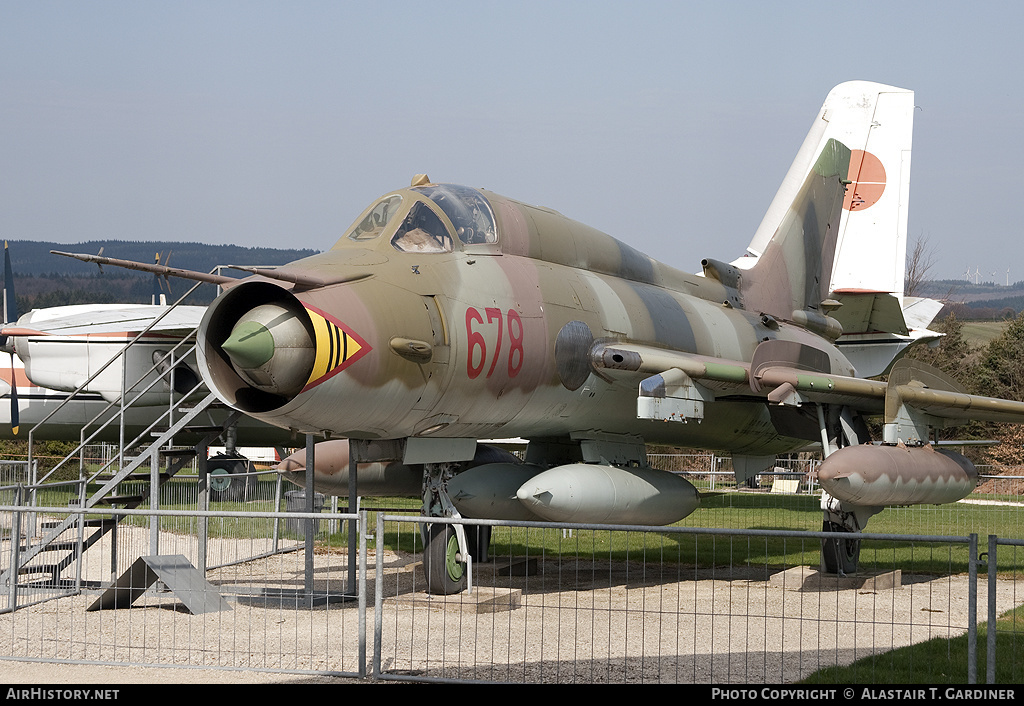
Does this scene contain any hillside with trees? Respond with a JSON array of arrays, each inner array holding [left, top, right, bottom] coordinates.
[[904, 312, 1024, 470], [915, 279, 1024, 320], [5, 240, 320, 309]]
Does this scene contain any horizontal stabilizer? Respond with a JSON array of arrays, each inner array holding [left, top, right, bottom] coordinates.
[[830, 292, 945, 377], [831, 291, 909, 336], [902, 296, 944, 332]]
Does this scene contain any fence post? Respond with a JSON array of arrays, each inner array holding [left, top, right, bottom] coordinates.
[[358, 508, 367, 678], [968, 533, 978, 684], [373, 510, 384, 679], [304, 434, 315, 598], [7, 486, 23, 610], [149, 447, 160, 556], [272, 473, 283, 553], [197, 439, 209, 573], [988, 535, 997, 684]]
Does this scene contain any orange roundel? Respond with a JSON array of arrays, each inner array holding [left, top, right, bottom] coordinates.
[[843, 149, 886, 211]]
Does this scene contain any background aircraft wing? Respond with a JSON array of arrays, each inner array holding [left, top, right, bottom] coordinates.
[[11, 305, 206, 338]]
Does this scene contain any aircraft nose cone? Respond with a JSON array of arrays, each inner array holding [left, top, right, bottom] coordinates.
[[222, 303, 315, 397], [222, 321, 275, 369]]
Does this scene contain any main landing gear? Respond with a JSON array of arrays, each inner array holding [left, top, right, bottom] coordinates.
[[820, 520, 861, 575], [420, 461, 485, 595]]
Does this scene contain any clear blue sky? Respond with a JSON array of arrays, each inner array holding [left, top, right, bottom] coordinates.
[[2, 1, 1020, 282]]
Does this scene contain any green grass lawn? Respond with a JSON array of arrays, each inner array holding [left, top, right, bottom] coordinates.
[[348, 490, 1024, 578], [962, 320, 1010, 346], [31, 478, 1024, 572], [801, 604, 1024, 684]]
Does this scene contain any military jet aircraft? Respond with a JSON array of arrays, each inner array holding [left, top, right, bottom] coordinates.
[[55, 81, 1023, 596]]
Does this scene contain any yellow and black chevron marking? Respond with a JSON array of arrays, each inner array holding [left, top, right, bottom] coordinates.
[[302, 304, 371, 392]]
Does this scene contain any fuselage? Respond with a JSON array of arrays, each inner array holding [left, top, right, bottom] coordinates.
[[198, 183, 856, 456]]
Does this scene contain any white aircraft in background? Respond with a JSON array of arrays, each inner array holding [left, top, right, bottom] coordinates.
[[0, 244, 294, 447], [0, 347, 294, 446]]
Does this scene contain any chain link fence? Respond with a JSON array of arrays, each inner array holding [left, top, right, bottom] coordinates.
[[0, 503, 366, 677], [0, 453, 1023, 683]]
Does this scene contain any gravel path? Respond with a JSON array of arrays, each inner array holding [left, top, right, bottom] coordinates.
[[1, 545, 1018, 684]]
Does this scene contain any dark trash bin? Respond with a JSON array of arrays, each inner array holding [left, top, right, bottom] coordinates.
[[284, 490, 325, 537]]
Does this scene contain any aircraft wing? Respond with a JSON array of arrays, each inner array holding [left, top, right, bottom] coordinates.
[[589, 340, 1024, 438], [11, 305, 206, 338]]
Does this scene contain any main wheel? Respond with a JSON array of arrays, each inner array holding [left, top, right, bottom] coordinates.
[[208, 456, 248, 502], [821, 521, 861, 575], [467, 524, 491, 564], [422, 523, 467, 595]]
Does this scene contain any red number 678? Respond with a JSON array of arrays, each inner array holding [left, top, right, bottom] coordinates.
[[465, 307, 524, 379]]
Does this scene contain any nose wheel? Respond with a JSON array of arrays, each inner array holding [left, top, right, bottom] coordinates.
[[420, 462, 473, 594]]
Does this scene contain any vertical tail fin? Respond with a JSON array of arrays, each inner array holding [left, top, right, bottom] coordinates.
[[738, 81, 914, 296], [738, 138, 851, 335], [732, 81, 941, 372], [1, 243, 19, 435]]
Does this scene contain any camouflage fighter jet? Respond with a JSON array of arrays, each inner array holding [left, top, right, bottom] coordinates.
[[55, 82, 1024, 595]]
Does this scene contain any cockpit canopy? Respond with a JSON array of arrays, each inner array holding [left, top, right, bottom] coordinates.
[[335, 184, 496, 254]]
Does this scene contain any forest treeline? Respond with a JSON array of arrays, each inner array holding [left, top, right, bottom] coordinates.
[[916, 279, 1024, 320], [941, 297, 1024, 321]]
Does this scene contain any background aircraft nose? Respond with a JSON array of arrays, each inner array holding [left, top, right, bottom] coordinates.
[[222, 302, 315, 397]]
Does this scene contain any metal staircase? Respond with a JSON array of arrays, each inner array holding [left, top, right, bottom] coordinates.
[[5, 395, 239, 590], [1, 280, 242, 594]]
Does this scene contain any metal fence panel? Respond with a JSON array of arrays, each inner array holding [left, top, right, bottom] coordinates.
[[371, 517, 1011, 684], [987, 537, 1024, 684], [2, 494, 1024, 682], [9, 469, 309, 582], [0, 505, 365, 678]]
